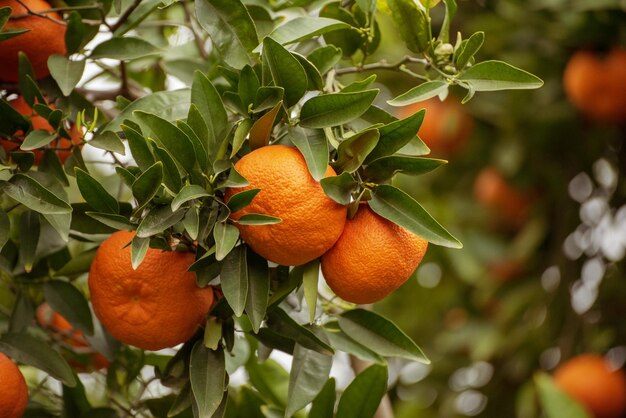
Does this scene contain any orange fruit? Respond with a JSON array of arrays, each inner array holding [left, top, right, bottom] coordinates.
[[563, 48, 626, 122], [0, 96, 82, 164], [554, 354, 626, 418], [0, 0, 66, 82], [396, 97, 473, 155], [321, 204, 428, 304], [224, 145, 347, 266], [36, 303, 109, 371], [474, 167, 530, 229], [0, 352, 28, 418], [88, 230, 214, 351]]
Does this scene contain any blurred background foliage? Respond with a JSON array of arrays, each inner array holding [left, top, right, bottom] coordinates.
[[373, 1, 626, 417]]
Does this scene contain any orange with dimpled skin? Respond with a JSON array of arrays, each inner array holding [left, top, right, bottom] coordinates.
[[0, 352, 28, 418], [321, 204, 428, 304], [224, 145, 347, 266], [88, 230, 214, 351], [0, 0, 67, 82]]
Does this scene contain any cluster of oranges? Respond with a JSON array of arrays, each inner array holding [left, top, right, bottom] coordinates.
[[224, 145, 429, 305]]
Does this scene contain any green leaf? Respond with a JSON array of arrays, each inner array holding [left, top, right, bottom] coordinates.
[[286, 343, 333, 417], [247, 358, 289, 407], [288, 127, 328, 182], [64, 11, 86, 55], [457, 60, 544, 91], [131, 235, 149, 270], [136, 206, 186, 238], [249, 101, 282, 150], [338, 309, 429, 363], [151, 142, 183, 194], [307, 45, 342, 75], [356, 0, 377, 13], [236, 214, 282, 225], [195, 0, 258, 68], [265, 17, 350, 46], [177, 120, 210, 173], [104, 89, 190, 132], [387, 81, 449, 107], [293, 52, 324, 91], [238, 65, 260, 111], [227, 188, 260, 213], [266, 309, 333, 356], [9, 292, 34, 333], [324, 322, 385, 364], [319, 2, 361, 58], [48, 55, 85, 96], [0, 6, 12, 29], [191, 71, 228, 159], [0, 209, 9, 251], [183, 207, 200, 241], [253, 86, 284, 113], [302, 259, 320, 324], [245, 248, 269, 333], [54, 248, 97, 277], [122, 125, 154, 170], [1, 174, 72, 214], [364, 156, 446, 182], [335, 127, 379, 174], [300, 90, 379, 129], [113, 0, 162, 36], [172, 185, 211, 212], [88, 131, 126, 155], [75, 169, 119, 214], [320, 172, 357, 205], [309, 378, 336, 418], [43, 280, 94, 335], [131, 162, 163, 210], [365, 110, 427, 163], [263, 37, 307, 107], [39, 151, 69, 187], [336, 364, 388, 418], [19, 211, 39, 273], [134, 111, 196, 172], [86, 212, 134, 231], [0, 98, 29, 134], [455, 31, 484, 69], [231, 119, 253, 158], [0, 28, 29, 42], [387, 0, 430, 53], [20, 130, 57, 151], [535, 372, 591, 418], [342, 75, 377, 93], [0, 333, 76, 386], [214, 222, 240, 262], [370, 184, 462, 247], [190, 343, 226, 418], [220, 245, 248, 316], [437, 0, 456, 43], [90, 36, 160, 60]]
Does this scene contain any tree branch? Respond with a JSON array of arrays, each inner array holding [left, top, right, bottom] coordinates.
[[335, 55, 429, 77], [110, 0, 143, 33]]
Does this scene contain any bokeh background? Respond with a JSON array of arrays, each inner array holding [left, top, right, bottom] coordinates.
[[371, 1, 626, 417]]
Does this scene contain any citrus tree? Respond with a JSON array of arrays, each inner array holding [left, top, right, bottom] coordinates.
[[0, 0, 543, 416]]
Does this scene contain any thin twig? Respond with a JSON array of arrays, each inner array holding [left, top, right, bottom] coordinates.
[[110, 0, 143, 33], [335, 55, 429, 76], [181, 0, 209, 60], [12, 0, 66, 25]]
